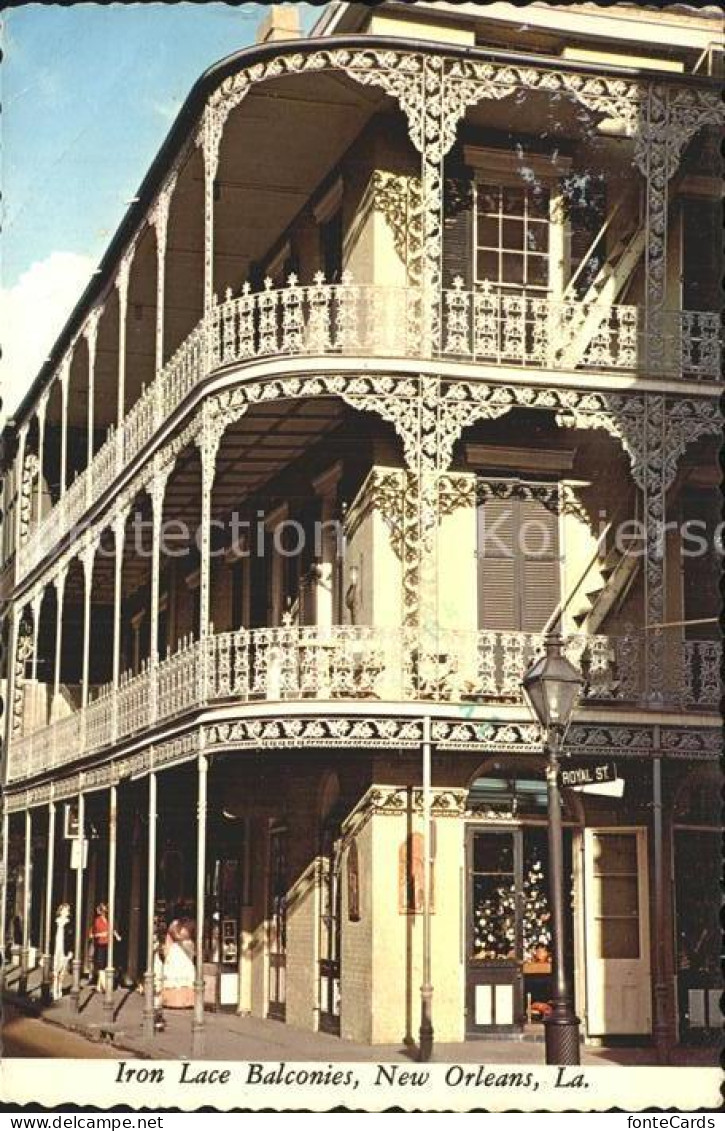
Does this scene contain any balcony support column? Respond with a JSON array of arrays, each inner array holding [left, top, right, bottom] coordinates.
[[111, 510, 128, 742], [103, 782, 118, 1024], [201, 108, 217, 317], [142, 768, 158, 1040], [149, 465, 169, 723], [152, 176, 176, 382], [52, 570, 67, 725], [116, 250, 134, 431], [30, 591, 42, 687], [59, 356, 70, 498], [195, 410, 223, 701], [36, 392, 48, 530], [19, 807, 32, 993], [191, 750, 208, 1057], [14, 423, 28, 554], [0, 807, 9, 985], [84, 310, 100, 493], [70, 789, 85, 1012], [41, 796, 56, 1003]]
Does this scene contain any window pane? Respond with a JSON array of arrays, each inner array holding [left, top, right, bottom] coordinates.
[[477, 215, 499, 247], [477, 250, 499, 282], [592, 834, 637, 875], [472, 875, 517, 960], [502, 218, 525, 250], [528, 189, 550, 218], [477, 185, 499, 212], [502, 253, 524, 285], [526, 256, 549, 287], [473, 832, 514, 874], [594, 916, 640, 959], [596, 876, 639, 918], [503, 187, 525, 215], [527, 222, 549, 252]]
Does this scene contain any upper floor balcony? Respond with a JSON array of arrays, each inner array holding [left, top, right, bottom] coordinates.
[[5, 34, 721, 590], [14, 273, 722, 582], [7, 622, 721, 783]]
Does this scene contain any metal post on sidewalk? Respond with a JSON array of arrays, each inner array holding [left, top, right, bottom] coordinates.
[[20, 808, 32, 994], [41, 798, 56, 1003], [143, 770, 157, 1040], [543, 735, 581, 1065], [103, 782, 117, 1025], [71, 792, 85, 1012], [652, 742, 671, 1063], [418, 714, 434, 1062], [0, 807, 9, 989], [192, 752, 207, 1057]]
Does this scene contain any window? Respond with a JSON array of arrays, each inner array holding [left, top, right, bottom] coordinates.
[[475, 183, 551, 292], [477, 486, 561, 632]]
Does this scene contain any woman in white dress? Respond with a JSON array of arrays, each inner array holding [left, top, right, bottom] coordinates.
[[161, 911, 196, 1008], [52, 903, 72, 1001]]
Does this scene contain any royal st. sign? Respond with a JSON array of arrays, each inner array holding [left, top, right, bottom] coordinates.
[[559, 759, 624, 797]]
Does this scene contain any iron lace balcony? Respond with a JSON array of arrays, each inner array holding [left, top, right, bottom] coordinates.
[[8, 625, 721, 783], [17, 275, 722, 581]]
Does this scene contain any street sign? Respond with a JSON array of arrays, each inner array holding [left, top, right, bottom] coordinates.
[[559, 759, 624, 797]]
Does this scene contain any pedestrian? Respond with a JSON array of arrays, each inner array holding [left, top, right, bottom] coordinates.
[[161, 904, 195, 1008], [89, 903, 121, 992], [52, 903, 72, 1001]]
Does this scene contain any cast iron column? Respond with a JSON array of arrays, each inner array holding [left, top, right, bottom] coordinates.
[[192, 752, 208, 1056], [544, 732, 580, 1065], [103, 783, 118, 1024], [41, 799, 56, 1003], [70, 791, 85, 1011], [142, 769, 157, 1040], [418, 715, 434, 1061]]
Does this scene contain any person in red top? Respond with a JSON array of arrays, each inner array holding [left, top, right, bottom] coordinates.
[[89, 903, 121, 992]]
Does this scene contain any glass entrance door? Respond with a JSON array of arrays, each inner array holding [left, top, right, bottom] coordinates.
[[466, 828, 524, 1034]]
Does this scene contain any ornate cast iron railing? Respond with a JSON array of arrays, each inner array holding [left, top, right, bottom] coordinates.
[[8, 626, 720, 782], [17, 274, 721, 580]]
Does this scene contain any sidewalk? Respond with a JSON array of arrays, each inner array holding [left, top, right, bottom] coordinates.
[[2, 964, 717, 1067]]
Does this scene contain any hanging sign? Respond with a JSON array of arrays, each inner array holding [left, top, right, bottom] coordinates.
[[559, 759, 624, 797], [64, 802, 79, 839], [70, 838, 89, 870]]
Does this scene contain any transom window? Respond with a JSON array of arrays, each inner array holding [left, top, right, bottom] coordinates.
[[474, 182, 550, 291]]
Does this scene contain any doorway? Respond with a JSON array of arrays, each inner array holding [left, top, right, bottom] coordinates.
[[465, 822, 573, 1037]]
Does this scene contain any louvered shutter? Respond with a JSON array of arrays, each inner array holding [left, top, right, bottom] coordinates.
[[443, 177, 474, 288], [518, 497, 560, 632], [477, 497, 516, 631], [477, 490, 561, 632]]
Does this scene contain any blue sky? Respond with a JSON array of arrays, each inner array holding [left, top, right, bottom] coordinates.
[[1, 3, 318, 414]]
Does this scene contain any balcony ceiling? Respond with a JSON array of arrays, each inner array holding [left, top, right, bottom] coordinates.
[[66, 396, 348, 602], [214, 72, 389, 280]]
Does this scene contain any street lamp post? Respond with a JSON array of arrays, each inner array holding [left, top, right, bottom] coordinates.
[[522, 633, 584, 1066]]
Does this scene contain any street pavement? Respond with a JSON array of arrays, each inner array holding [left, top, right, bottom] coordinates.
[[1, 964, 718, 1066]]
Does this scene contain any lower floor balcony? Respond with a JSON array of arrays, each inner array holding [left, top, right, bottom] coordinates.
[[10, 626, 721, 783]]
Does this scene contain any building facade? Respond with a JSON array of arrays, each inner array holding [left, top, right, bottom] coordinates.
[[0, 2, 721, 1057]]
